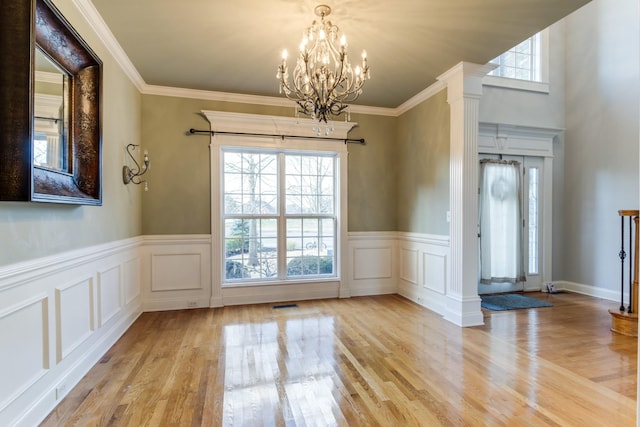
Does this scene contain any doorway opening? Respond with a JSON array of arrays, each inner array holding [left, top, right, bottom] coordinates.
[[478, 154, 544, 295]]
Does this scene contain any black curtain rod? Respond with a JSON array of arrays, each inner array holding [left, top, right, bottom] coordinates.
[[188, 128, 365, 145], [34, 116, 61, 123]]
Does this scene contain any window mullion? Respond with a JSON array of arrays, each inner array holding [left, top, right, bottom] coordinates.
[[277, 152, 287, 280]]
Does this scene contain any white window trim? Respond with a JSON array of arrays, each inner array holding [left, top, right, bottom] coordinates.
[[203, 111, 355, 303], [221, 149, 338, 284], [483, 29, 550, 94]]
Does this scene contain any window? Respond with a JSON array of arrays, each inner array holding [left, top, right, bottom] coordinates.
[[33, 134, 49, 167], [484, 30, 549, 93], [489, 33, 541, 82], [527, 166, 539, 275], [222, 149, 337, 283]]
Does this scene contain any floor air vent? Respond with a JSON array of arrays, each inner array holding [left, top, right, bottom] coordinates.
[[272, 303, 298, 309]]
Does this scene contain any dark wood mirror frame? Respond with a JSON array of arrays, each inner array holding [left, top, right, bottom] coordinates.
[[0, 0, 102, 205]]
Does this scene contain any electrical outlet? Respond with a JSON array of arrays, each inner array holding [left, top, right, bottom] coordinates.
[[187, 301, 197, 308], [55, 382, 67, 400]]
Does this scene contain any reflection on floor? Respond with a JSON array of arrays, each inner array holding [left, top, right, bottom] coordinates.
[[41, 293, 636, 426]]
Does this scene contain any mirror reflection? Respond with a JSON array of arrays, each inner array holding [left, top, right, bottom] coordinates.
[[34, 47, 69, 172]]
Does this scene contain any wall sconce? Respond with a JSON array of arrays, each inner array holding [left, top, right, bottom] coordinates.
[[122, 144, 149, 191]]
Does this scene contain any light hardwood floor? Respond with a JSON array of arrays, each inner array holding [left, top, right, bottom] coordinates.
[[41, 292, 637, 426]]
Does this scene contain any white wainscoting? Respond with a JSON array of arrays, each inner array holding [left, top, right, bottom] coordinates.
[[0, 237, 142, 427], [396, 232, 451, 316], [348, 232, 397, 296], [1, 231, 623, 426], [139, 232, 449, 309], [140, 233, 402, 308], [141, 235, 212, 311]]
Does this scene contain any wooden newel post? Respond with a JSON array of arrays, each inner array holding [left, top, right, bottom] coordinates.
[[609, 210, 639, 336], [633, 216, 638, 314], [620, 215, 626, 311]]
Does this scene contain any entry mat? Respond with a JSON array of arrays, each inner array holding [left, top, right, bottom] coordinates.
[[481, 293, 553, 311]]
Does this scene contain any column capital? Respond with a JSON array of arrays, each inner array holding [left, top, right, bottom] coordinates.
[[437, 61, 497, 103]]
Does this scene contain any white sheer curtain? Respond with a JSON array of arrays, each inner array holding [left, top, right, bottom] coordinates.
[[479, 160, 525, 284]]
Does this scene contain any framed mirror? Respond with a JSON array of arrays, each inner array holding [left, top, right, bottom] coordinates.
[[0, 0, 102, 204]]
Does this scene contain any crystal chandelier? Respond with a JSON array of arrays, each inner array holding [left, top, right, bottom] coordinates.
[[277, 4, 370, 124]]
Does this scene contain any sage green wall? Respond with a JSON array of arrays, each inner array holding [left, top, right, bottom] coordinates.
[[140, 95, 398, 234], [34, 81, 62, 96], [0, 0, 143, 266], [346, 113, 397, 231], [396, 90, 451, 235]]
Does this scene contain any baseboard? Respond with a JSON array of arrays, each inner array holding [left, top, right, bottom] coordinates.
[[221, 281, 340, 306], [143, 297, 212, 312], [554, 280, 621, 302], [15, 304, 141, 427], [398, 281, 448, 316], [349, 281, 397, 297]]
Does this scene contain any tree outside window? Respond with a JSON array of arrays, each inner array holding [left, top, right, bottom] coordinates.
[[222, 150, 336, 283]]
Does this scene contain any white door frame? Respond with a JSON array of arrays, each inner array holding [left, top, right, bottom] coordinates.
[[478, 123, 562, 291], [478, 154, 545, 293]]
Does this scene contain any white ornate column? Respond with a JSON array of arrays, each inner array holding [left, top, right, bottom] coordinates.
[[438, 62, 495, 326]]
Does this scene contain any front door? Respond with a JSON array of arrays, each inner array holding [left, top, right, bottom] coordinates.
[[478, 154, 544, 294]]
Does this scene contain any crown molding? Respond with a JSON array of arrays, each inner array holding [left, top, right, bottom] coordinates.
[[142, 84, 294, 107], [143, 84, 397, 117], [35, 70, 62, 84], [72, 0, 145, 91], [349, 104, 397, 117], [394, 80, 447, 116], [73, 0, 441, 119]]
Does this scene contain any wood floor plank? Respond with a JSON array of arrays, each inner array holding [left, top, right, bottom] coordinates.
[[40, 293, 636, 426]]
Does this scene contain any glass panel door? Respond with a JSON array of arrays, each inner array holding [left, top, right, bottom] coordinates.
[[478, 155, 544, 294]]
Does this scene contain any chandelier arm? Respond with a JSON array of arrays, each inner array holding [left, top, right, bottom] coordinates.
[[321, 53, 352, 109], [281, 62, 311, 105], [330, 59, 350, 100], [339, 81, 361, 102], [336, 71, 363, 102], [289, 67, 315, 106]]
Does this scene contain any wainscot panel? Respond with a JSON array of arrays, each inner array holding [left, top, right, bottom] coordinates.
[[0, 238, 142, 427], [55, 276, 95, 362], [396, 232, 450, 315], [348, 232, 397, 296], [141, 235, 212, 311], [0, 294, 49, 416], [97, 265, 122, 328]]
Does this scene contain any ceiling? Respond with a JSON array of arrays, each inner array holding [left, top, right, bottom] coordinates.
[[90, 0, 592, 109]]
